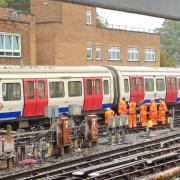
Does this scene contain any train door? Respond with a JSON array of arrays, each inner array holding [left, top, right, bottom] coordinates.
[[177, 78, 180, 101], [130, 76, 144, 104], [35, 79, 48, 115], [165, 77, 178, 102], [93, 78, 103, 109], [23, 79, 48, 117], [121, 76, 130, 102], [83, 77, 103, 110], [102, 78, 112, 109]]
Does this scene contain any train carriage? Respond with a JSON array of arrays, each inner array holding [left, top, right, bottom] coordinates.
[[0, 66, 114, 126], [109, 66, 180, 106]]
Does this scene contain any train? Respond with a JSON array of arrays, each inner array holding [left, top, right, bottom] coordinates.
[[0, 65, 179, 128]]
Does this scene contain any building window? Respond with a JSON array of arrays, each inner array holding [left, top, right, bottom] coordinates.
[[96, 46, 101, 60], [108, 47, 120, 60], [86, 45, 92, 60], [128, 48, 139, 61], [0, 33, 21, 57], [145, 49, 155, 61], [86, 9, 92, 25]]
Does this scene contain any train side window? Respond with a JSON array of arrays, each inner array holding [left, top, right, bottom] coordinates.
[[132, 78, 136, 91], [68, 81, 82, 97], [103, 80, 109, 95], [156, 79, 165, 91], [124, 79, 129, 93], [2, 83, 21, 101], [49, 82, 64, 98], [38, 81, 45, 99], [178, 79, 180, 90], [27, 81, 34, 99], [145, 79, 154, 92], [87, 80, 92, 95], [95, 79, 100, 95], [137, 78, 143, 92]]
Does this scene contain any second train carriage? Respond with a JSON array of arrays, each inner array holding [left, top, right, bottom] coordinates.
[[109, 66, 180, 106]]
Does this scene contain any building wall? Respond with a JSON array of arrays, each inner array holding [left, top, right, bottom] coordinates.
[[34, 1, 160, 67], [0, 8, 35, 65]]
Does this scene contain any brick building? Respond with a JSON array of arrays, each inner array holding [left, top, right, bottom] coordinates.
[[0, 0, 160, 66]]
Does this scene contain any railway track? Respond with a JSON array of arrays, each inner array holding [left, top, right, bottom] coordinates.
[[1, 132, 179, 180]]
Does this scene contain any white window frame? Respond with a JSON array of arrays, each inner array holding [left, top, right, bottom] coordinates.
[[128, 48, 139, 61], [86, 9, 92, 25], [86, 45, 93, 60], [108, 47, 120, 61], [0, 32, 21, 58], [145, 49, 155, 61], [96, 46, 101, 60]]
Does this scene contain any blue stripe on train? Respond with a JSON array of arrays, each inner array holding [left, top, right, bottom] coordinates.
[[58, 103, 113, 113], [102, 103, 113, 109], [0, 111, 21, 120]]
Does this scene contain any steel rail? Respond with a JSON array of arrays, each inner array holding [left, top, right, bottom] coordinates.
[[1, 133, 179, 180]]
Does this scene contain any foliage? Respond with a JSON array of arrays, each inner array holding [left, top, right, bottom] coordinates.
[[155, 19, 180, 66], [160, 50, 176, 67], [0, 0, 30, 13], [0, 0, 7, 6], [96, 13, 108, 28]]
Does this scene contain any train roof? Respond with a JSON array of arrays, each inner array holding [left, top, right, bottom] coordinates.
[[0, 65, 110, 73], [108, 66, 180, 72]]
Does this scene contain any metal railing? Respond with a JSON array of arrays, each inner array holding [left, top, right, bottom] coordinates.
[[98, 23, 156, 34]]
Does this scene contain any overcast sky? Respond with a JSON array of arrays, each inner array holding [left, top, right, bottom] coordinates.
[[97, 8, 164, 30]]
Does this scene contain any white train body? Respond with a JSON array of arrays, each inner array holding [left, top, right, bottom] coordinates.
[[0, 65, 180, 123]]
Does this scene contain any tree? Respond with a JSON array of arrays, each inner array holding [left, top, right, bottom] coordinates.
[[0, 0, 7, 6], [155, 20, 180, 66], [160, 50, 176, 67], [96, 13, 108, 28], [0, 0, 30, 13]]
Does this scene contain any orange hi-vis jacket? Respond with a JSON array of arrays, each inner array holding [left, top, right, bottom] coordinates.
[[150, 101, 157, 119], [159, 101, 167, 116], [105, 109, 114, 125], [129, 101, 136, 115], [118, 100, 127, 115], [140, 104, 147, 115]]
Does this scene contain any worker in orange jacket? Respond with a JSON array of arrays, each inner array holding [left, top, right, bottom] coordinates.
[[139, 101, 147, 127], [159, 99, 167, 125], [105, 108, 114, 125], [118, 97, 128, 116], [149, 99, 157, 125], [129, 97, 137, 128]]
